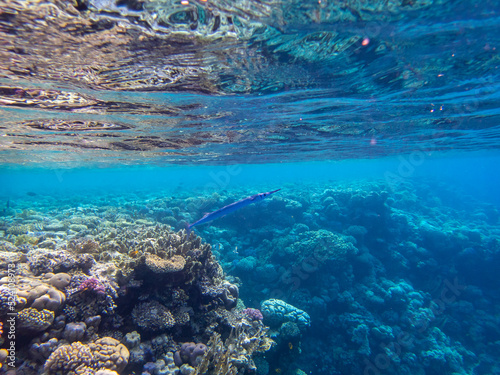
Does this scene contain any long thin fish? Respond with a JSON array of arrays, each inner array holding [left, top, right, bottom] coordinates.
[[187, 189, 281, 232]]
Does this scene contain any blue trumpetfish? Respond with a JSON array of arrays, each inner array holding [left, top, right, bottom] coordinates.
[[187, 189, 280, 232]]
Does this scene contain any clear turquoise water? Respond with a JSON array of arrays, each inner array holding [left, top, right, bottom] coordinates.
[[2, 152, 500, 206]]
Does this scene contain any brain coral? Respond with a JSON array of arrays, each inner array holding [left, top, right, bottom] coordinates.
[[44, 337, 129, 374], [44, 341, 93, 373], [132, 301, 175, 331], [261, 299, 311, 330]]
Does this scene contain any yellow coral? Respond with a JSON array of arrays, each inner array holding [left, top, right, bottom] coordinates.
[[88, 337, 130, 372], [44, 337, 129, 374], [17, 307, 54, 332], [44, 342, 93, 373], [14, 234, 38, 246]]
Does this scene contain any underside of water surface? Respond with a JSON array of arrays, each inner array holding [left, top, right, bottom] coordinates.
[[1, 0, 500, 375], [1, 0, 500, 165]]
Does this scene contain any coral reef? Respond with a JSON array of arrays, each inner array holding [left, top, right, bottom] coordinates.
[[0, 180, 498, 375], [0, 214, 273, 374]]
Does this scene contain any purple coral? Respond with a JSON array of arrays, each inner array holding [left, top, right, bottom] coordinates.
[[79, 277, 106, 295], [242, 308, 263, 321]]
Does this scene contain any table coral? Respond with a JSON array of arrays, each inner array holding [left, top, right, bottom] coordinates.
[[145, 253, 186, 274]]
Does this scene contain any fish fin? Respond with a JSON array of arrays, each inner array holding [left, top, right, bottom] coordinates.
[[185, 223, 192, 235]]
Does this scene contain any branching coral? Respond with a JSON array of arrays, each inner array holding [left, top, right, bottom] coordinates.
[[195, 321, 274, 375]]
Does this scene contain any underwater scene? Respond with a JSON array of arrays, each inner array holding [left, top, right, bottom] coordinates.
[[1, 0, 500, 374]]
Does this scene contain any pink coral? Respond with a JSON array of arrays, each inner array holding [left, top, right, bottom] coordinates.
[[79, 277, 106, 295], [242, 308, 263, 321]]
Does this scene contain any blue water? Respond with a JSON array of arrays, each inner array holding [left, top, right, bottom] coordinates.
[[1, 0, 500, 374], [2, 152, 500, 206]]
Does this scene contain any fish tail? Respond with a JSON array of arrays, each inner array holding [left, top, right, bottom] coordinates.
[[185, 222, 192, 236]]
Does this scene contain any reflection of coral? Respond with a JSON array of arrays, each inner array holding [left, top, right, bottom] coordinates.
[[261, 299, 311, 330], [17, 307, 54, 332], [44, 337, 129, 374]]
